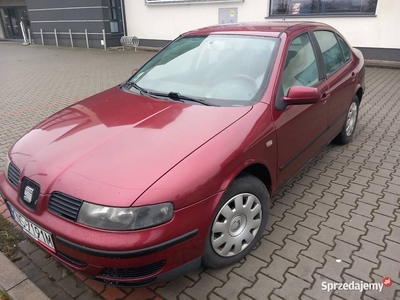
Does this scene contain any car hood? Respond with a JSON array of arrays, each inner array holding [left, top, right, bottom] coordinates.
[[11, 87, 251, 206]]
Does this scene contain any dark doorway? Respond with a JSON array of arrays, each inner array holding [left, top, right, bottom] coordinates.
[[0, 7, 30, 39]]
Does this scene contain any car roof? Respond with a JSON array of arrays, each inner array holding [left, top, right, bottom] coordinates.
[[182, 21, 330, 38]]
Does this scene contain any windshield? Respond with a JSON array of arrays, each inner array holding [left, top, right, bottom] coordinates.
[[129, 35, 279, 106]]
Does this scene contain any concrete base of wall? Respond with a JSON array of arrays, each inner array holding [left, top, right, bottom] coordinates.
[[139, 39, 171, 48], [356, 47, 400, 62]]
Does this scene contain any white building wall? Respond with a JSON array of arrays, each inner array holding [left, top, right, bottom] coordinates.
[[282, 0, 400, 49], [125, 0, 399, 50], [124, 1, 268, 41]]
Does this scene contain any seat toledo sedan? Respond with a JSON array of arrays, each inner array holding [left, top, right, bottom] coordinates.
[[0, 21, 365, 286]]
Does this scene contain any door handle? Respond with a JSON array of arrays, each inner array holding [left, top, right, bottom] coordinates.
[[351, 72, 356, 82], [321, 92, 330, 103]]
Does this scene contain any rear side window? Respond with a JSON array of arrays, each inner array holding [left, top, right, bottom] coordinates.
[[314, 31, 345, 75], [338, 36, 351, 62]]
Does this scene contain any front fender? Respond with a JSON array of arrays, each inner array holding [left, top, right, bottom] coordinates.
[[134, 104, 277, 209]]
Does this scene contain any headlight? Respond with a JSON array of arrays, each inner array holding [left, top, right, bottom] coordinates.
[[77, 202, 174, 231], [4, 153, 11, 180]]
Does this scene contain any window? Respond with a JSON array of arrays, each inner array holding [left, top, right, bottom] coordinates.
[[146, 0, 242, 4], [270, 0, 378, 16], [281, 33, 319, 95], [338, 36, 351, 61], [110, 0, 121, 33], [314, 31, 345, 74], [130, 35, 278, 105]]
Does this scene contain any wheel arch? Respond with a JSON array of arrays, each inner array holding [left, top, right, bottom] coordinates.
[[237, 163, 272, 194], [356, 87, 363, 103]]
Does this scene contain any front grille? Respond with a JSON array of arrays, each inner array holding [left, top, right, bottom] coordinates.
[[20, 177, 40, 210], [94, 277, 156, 287], [7, 162, 20, 188], [48, 192, 83, 221], [57, 251, 87, 267], [100, 260, 165, 279]]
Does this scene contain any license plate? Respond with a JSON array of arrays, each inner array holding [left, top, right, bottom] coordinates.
[[8, 203, 55, 251]]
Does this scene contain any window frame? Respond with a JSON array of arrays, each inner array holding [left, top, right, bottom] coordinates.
[[145, 0, 243, 5], [336, 34, 352, 62], [268, 0, 378, 18]]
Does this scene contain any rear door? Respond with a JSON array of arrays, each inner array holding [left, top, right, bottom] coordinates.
[[272, 32, 329, 188], [312, 31, 358, 135]]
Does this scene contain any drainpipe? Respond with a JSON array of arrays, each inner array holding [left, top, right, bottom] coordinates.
[[120, 0, 127, 36]]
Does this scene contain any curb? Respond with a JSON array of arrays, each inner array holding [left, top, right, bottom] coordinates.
[[0, 252, 49, 300]]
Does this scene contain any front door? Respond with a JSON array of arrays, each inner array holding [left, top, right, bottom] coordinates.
[[272, 32, 329, 188]]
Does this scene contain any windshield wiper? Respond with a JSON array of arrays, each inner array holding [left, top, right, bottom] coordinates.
[[150, 91, 218, 106], [123, 81, 149, 96], [121, 84, 218, 106]]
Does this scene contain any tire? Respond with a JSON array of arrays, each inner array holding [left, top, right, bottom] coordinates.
[[202, 175, 270, 269], [333, 95, 360, 145]]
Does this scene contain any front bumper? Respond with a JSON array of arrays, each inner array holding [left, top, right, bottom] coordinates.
[[0, 171, 222, 286]]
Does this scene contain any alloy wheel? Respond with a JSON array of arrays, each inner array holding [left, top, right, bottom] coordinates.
[[346, 102, 358, 136]]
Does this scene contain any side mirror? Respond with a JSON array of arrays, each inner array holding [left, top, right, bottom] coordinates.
[[283, 86, 320, 105], [132, 69, 138, 75]]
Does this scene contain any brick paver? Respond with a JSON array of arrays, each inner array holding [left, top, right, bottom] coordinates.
[[1, 42, 400, 299]]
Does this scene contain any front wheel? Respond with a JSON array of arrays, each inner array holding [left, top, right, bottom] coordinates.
[[202, 175, 270, 269], [333, 95, 360, 145]]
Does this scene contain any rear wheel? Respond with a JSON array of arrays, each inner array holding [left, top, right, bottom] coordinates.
[[202, 175, 270, 269], [333, 95, 359, 145]]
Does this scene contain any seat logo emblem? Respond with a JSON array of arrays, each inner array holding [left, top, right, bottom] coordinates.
[[24, 186, 34, 203]]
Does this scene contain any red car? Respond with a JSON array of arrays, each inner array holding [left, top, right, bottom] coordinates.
[[0, 21, 365, 286]]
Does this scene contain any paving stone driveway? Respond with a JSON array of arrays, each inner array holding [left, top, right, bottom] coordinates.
[[0, 42, 399, 300]]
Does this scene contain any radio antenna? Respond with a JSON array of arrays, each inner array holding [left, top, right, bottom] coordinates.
[[283, 0, 294, 21]]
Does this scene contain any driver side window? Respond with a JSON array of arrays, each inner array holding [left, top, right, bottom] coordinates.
[[281, 33, 319, 95]]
